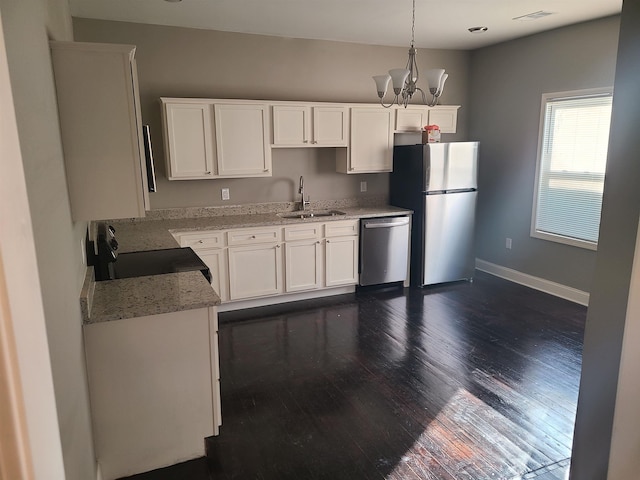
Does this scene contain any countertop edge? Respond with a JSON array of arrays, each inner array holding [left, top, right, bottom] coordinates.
[[83, 272, 220, 325]]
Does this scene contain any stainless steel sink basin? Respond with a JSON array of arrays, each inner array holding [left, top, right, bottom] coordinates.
[[278, 210, 346, 219]]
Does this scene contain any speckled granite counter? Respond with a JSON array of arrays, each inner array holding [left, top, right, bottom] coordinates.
[[81, 200, 410, 323], [109, 204, 413, 253], [81, 269, 220, 324]]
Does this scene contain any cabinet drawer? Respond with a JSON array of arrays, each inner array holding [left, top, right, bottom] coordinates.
[[176, 231, 225, 249], [284, 223, 321, 241], [227, 227, 282, 245], [325, 220, 359, 238]]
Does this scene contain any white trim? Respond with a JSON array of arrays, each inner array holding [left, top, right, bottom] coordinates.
[[96, 462, 102, 480], [476, 259, 590, 306], [217, 286, 355, 312]]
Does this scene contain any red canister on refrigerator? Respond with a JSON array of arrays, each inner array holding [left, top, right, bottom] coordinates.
[[423, 124, 441, 143]]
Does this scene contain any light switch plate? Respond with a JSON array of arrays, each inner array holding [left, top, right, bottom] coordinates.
[[221, 188, 230, 201], [360, 181, 367, 192]]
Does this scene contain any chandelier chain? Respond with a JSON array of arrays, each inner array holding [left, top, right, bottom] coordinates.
[[411, 0, 416, 47]]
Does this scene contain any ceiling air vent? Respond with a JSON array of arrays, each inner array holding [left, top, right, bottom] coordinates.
[[513, 11, 554, 21]]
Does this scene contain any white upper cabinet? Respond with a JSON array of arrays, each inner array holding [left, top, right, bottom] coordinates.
[[395, 105, 460, 133], [51, 41, 150, 221], [395, 108, 430, 132], [337, 107, 393, 174], [313, 106, 348, 146], [162, 102, 216, 180], [161, 98, 459, 179], [215, 104, 272, 177], [272, 105, 348, 147], [161, 99, 272, 179], [427, 106, 459, 134], [272, 105, 310, 146]]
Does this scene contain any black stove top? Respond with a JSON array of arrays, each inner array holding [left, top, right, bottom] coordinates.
[[97, 248, 211, 282]]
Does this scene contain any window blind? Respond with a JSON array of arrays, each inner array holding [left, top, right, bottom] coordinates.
[[533, 91, 612, 247]]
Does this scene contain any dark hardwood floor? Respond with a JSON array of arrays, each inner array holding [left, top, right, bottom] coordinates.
[[120, 272, 584, 480]]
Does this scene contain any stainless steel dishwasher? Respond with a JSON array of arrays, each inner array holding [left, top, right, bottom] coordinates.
[[359, 216, 410, 286]]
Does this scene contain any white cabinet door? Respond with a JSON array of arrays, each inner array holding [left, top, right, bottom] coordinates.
[[162, 101, 216, 179], [272, 105, 347, 147], [272, 105, 310, 146], [395, 108, 429, 132], [285, 240, 323, 292], [50, 42, 150, 221], [428, 106, 459, 133], [338, 108, 393, 173], [228, 243, 283, 300], [83, 307, 217, 480], [175, 230, 228, 302], [313, 106, 348, 146], [325, 236, 359, 286], [214, 104, 272, 177], [195, 249, 229, 303]]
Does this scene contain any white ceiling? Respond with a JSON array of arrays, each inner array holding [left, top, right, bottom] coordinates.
[[68, 0, 622, 50]]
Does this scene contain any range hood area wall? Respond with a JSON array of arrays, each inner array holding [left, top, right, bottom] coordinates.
[[72, 17, 470, 209]]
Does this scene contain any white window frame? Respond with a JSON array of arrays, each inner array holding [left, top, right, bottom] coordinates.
[[531, 87, 613, 251]]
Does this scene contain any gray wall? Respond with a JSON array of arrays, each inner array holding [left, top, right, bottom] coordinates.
[[0, 0, 95, 478], [73, 18, 471, 209], [571, 1, 640, 477], [468, 16, 620, 292]]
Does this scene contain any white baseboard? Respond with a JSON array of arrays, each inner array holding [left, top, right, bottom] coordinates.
[[475, 258, 590, 306], [217, 286, 355, 312]]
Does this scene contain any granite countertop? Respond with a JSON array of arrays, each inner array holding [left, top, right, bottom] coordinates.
[[81, 269, 220, 325], [109, 204, 413, 253], [81, 200, 410, 324]]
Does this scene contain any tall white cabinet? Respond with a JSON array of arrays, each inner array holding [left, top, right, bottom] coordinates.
[[50, 41, 151, 221]]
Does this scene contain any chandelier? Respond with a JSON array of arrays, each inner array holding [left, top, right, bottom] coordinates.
[[373, 0, 448, 108]]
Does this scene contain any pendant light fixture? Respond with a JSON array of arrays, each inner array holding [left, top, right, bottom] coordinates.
[[373, 0, 448, 108]]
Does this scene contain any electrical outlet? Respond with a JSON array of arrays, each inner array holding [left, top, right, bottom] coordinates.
[[506, 237, 512, 249], [221, 188, 230, 201], [80, 238, 86, 265], [360, 181, 367, 192]]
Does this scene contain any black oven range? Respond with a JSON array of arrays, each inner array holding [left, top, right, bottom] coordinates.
[[89, 223, 211, 283]]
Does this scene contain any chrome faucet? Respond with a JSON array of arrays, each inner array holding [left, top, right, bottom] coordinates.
[[298, 175, 311, 211]]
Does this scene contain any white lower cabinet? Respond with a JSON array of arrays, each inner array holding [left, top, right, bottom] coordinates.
[[285, 239, 323, 292], [174, 219, 359, 306], [228, 243, 283, 300], [325, 220, 359, 286], [196, 249, 229, 302], [325, 235, 359, 286], [175, 231, 228, 302], [84, 307, 220, 480]]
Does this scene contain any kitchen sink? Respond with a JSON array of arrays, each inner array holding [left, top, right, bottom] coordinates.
[[278, 210, 346, 219]]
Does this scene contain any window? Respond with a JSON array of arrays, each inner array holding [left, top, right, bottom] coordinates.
[[532, 88, 613, 250]]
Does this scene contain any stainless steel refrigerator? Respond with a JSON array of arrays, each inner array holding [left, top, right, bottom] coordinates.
[[390, 142, 478, 286]]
